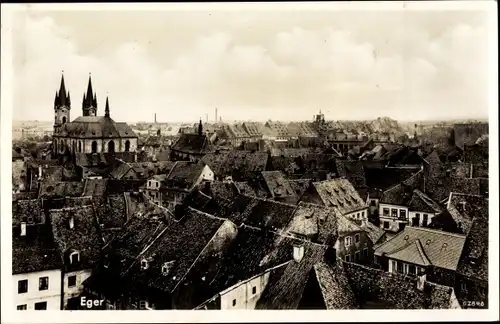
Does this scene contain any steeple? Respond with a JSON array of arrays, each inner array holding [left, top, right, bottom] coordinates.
[[56, 72, 70, 108], [105, 96, 110, 118], [82, 73, 97, 116]]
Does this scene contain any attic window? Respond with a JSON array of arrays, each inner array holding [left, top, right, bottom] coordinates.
[[69, 251, 80, 264], [68, 216, 75, 229], [404, 235, 409, 241], [141, 259, 149, 270], [425, 239, 432, 246], [161, 261, 175, 276]]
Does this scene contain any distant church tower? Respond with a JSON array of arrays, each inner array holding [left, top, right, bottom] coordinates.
[[82, 74, 97, 116], [54, 72, 71, 135]]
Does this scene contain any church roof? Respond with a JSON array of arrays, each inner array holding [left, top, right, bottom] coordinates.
[[57, 116, 136, 139]]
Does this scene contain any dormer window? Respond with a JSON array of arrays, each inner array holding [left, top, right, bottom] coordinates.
[[140, 259, 149, 270], [68, 216, 74, 229], [20, 222, 27, 237], [70, 251, 80, 264], [345, 236, 352, 247], [161, 261, 176, 276]]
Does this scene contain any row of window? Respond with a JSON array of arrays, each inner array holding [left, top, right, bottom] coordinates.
[[344, 248, 369, 263], [391, 260, 424, 276], [382, 207, 407, 219], [351, 211, 365, 220], [17, 301, 47, 310], [345, 233, 361, 247], [17, 277, 49, 294], [18, 274, 78, 294], [55, 139, 131, 154]]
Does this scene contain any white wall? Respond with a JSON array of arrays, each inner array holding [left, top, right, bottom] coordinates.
[[191, 165, 214, 189], [345, 207, 369, 223], [13, 269, 62, 310], [379, 203, 409, 232], [63, 269, 92, 309], [220, 272, 270, 309]]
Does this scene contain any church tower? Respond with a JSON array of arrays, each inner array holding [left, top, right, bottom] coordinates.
[[82, 73, 98, 116], [54, 72, 71, 134]]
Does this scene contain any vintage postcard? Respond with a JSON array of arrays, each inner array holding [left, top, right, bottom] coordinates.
[[1, 1, 498, 323]]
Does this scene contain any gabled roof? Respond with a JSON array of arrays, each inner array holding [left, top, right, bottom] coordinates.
[[335, 160, 366, 188], [375, 227, 466, 271], [59, 116, 136, 139], [83, 179, 109, 197], [261, 171, 296, 198], [93, 194, 128, 229], [49, 205, 103, 271], [38, 181, 85, 199], [379, 170, 424, 205], [408, 189, 443, 214], [233, 181, 269, 198], [129, 161, 175, 179], [314, 262, 359, 309], [285, 202, 339, 244], [255, 242, 328, 309], [342, 261, 454, 309], [364, 166, 419, 193], [12, 199, 45, 226], [446, 192, 488, 234], [230, 195, 297, 230], [12, 224, 62, 274], [289, 179, 312, 198], [171, 133, 213, 154], [166, 161, 206, 189], [313, 179, 367, 215], [201, 151, 268, 180], [360, 221, 386, 246], [456, 217, 488, 281]]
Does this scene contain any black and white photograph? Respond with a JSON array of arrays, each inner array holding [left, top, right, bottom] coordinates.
[[1, 1, 498, 322]]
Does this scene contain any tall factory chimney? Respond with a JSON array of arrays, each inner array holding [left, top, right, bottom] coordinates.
[[154, 113, 157, 124], [215, 107, 218, 123]]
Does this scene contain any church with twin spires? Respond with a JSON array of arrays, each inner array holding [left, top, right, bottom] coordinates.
[[52, 73, 138, 156]]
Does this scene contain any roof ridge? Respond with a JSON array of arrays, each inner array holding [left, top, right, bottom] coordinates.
[[411, 226, 466, 238]]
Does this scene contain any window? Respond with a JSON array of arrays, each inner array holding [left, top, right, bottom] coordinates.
[[409, 264, 416, 275], [400, 210, 406, 219], [363, 248, 368, 259], [18, 280, 28, 294], [156, 182, 159, 188], [108, 140, 115, 153], [391, 209, 398, 217], [34, 302, 47, 310], [370, 200, 376, 206], [357, 213, 360, 219], [70, 251, 80, 264], [39, 277, 49, 291], [361, 211, 365, 218], [345, 236, 352, 247], [383, 208, 389, 216], [139, 300, 147, 309], [345, 254, 351, 262], [91, 141, 98, 153], [232, 299, 237, 307], [252, 286, 257, 295], [141, 259, 149, 270], [423, 214, 428, 226], [397, 262, 404, 274], [355, 234, 360, 243], [68, 275, 77, 288], [391, 260, 396, 271], [354, 251, 360, 262], [125, 140, 130, 152], [17, 304, 27, 310], [383, 221, 390, 229]]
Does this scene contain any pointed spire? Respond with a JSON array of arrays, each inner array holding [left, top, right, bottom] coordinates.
[[93, 93, 97, 108], [54, 91, 59, 106], [86, 73, 94, 101], [105, 96, 110, 118], [58, 71, 67, 105], [67, 91, 71, 105]]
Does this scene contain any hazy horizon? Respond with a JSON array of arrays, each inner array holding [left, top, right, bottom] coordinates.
[[11, 4, 492, 123]]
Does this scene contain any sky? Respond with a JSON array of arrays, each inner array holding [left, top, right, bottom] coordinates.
[[10, 4, 492, 123]]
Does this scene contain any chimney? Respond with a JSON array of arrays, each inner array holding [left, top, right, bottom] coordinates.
[[293, 243, 305, 263], [38, 165, 43, 178], [20, 222, 27, 237], [215, 107, 218, 123], [134, 152, 138, 163], [416, 272, 426, 291], [154, 113, 157, 124]]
